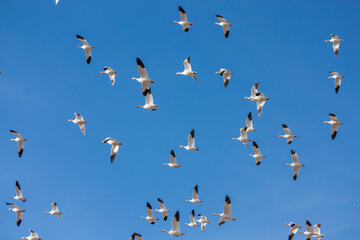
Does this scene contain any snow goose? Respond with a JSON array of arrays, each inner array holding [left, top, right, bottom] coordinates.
[[102, 137, 122, 163], [76, 35, 94, 64], [313, 224, 325, 240], [100, 67, 117, 86], [245, 112, 257, 133], [21, 230, 42, 240], [279, 124, 297, 144], [213, 195, 236, 225], [284, 222, 302, 240], [323, 113, 344, 140], [325, 34, 343, 56], [232, 127, 251, 147], [299, 220, 321, 240], [186, 185, 203, 203], [163, 150, 181, 168], [328, 71, 344, 93], [45, 202, 62, 220], [10, 181, 26, 202], [141, 202, 159, 224], [249, 141, 266, 166], [10, 130, 27, 158], [6, 202, 25, 226], [68, 113, 87, 135], [215, 15, 232, 38], [185, 210, 199, 227], [161, 211, 185, 236], [180, 129, 199, 151], [285, 150, 305, 181], [255, 92, 270, 116], [196, 214, 211, 232], [129, 233, 143, 240], [176, 57, 198, 81], [244, 82, 260, 101], [132, 58, 156, 96], [155, 198, 170, 221], [215, 69, 234, 88], [174, 6, 193, 32], [137, 88, 158, 111]]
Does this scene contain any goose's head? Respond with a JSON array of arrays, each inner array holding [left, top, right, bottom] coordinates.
[[137, 106, 143, 108], [285, 164, 291, 166], [131, 77, 137, 80], [176, 72, 181, 75], [173, 21, 178, 23], [215, 22, 219, 25], [179, 145, 184, 148]]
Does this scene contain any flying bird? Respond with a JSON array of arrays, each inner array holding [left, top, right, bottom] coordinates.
[[215, 15, 232, 38], [245, 112, 257, 133], [129, 233, 143, 240], [284, 222, 302, 240], [244, 82, 270, 116], [10, 130, 27, 157], [249, 141, 266, 166], [76, 35, 94, 64], [10, 181, 26, 202], [45, 202, 63, 221], [155, 198, 171, 221], [313, 224, 325, 240], [161, 211, 185, 236], [285, 150, 305, 181], [140, 202, 159, 224], [323, 113, 344, 140], [185, 210, 199, 227], [196, 214, 211, 232], [299, 221, 323, 240], [102, 138, 122, 163], [176, 57, 198, 81], [68, 113, 87, 135], [100, 67, 117, 86], [232, 127, 251, 147], [186, 185, 203, 203], [21, 230, 42, 240], [213, 195, 236, 225], [174, 6, 193, 32], [137, 88, 158, 111], [279, 124, 297, 144], [215, 69, 234, 88], [132, 58, 156, 95], [163, 150, 181, 168], [328, 71, 344, 93], [244, 82, 260, 101], [6, 202, 25, 226], [180, 129, 199, 151], [325, 34, 343, 56]]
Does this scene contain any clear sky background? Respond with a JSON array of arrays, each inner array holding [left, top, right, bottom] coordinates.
[[1, 0, 360, 239]]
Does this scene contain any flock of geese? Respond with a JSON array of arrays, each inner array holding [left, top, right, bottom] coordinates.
[[4, 2, 352, 240]]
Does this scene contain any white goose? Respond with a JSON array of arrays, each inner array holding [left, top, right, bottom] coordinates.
[[284, 222, 302, 240], [213, 195, 236, 225], [185, 210, 199, 227], [21, 230, 42, 240], [129, 233, 143, 240], [174, 6, 193, 32], [279, 124, 297, 144], [245, 112, 257, 133], [163, 150, 181, 168], [255, 92, 270, 116], [249, 141, 266, 166], [232, 127, 251, 147], [186, 185, 203, 203], [102, 137, 122, 163], [215, 69, 234, 88], [323, 113, 344, 140], [176, 57, 198, 81], [141, 202, 159, 224], [100, 67, 117, 86], [180, 129, 199, 151], [10, 130, 27, 158], [215, 15, 232, 38], [161, 211, 185, 237], [325, 34, 343, 56], [299, 221, 322, 240], [196, 214, 211, 232], [132, 58, 156, 95], [313, 224, 325, 240], [6, 202, 25, 226], [285, 150, 305, 181], [76, 35, 94, 64], [45, 202, 63, 221], [10, 181, 26, 202], [68, 113, 87, 135], [328, 71, 344, 94], [155, 198, 171, 221], [137, 88, 158, 111], [244, 82, 260, 101]]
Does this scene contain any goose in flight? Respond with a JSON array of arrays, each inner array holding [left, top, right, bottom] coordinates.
[[245, 112, 257, 133], [279, 124, 297, 144], [100, 67, 117, 86], [313, 224, 325, 240], [299, 221, 323, 240], [155, 198, 170, 221], [21, 230, 42, 240], [102, 137, 122, 163], [232, 127, 251, 147], [6, 202, 25, 226], [213, 195, 236, 225], [10, 130, 27, 158], [141, 202, 159, 224], [137, 88, 158, 111], [244, 82, 260, 101], [76, 35, 94, 64], [68, 113, 87, 135], [323, 113, 344, 140], [161, 211, 185, 237], [215, 15, 232, 38], [176, 57, 198, 81], [45, 202, 63, 221], [286, 150, 305, 181], [249, 141, 266, 166], [174, 6, 193, 32], [255, 92, 270, 116], [196, 214, 211, 232], [215, 69, 234, 88], [180, 129, 199, 151], [325, 34, 343, 56], [129, 233, 143, 240], [284, 222, 302, 240], [328, 71, 344, 93], [163, 150, 181, 168], [132, 58, 155, 96], [186, 185, 203, 203], [185, 210, 199, 227], [10, 181, 26, 202]]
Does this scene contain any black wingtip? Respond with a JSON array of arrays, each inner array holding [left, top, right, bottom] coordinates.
[[190, 129, 195, 138], [157, 198, 163, 203], [170, 150, 175, 157], [282, 124, 288, 128], [225, 31, 229, 38], [178, 6, 185, 14], [247, 112, 252, 120], [194, 184, 198, 192], [293, 174, 298, 181], [147, 202, 152, 209], [216, 14, 223, 18], [252, 141, 258, 148], [136, 58, 145, 68], [143, 88, 151, 96], [225, 195, 231, 204], [10, 129, 17, 133], [19, 149, 23, 158], [184, 28, 189, 32], [191, 209, 195, 215], [335, 86, 339, 93], [291, 150, 295, 154], [329, 113, 335, 117], [306, 220, 311, 226], [164, 216, 168, 221], [331, 131, 337, 140], [76, 34, 84, 39], [87, 56, 91, 64], [16, 181, 21, 189], [174, 211, 180, 221], [256, 161, 261, 166]]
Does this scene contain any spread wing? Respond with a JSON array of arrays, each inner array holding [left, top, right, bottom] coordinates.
[[110, 145, 119, 163], [136, 58, 149, 79], [184, 57, 192, 71], [178, 6, 188, 22], [188, 129, 195, 147]]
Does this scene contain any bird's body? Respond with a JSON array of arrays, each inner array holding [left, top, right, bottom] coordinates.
[[10, 181, 26, 202], [299, 221, 324, 240], [102, 137, 122, 163], [213, 195, 236, 225], [328, 71, 344, 94], [244, 82, 270, 116], [232, 127, 251, 147], [132, 58, 156, 95], [284, 222, 302, 240], [176, 57, 198, 81], [6, 202, 25, 226], [249, 141, 266, 165], [186, 185, 203, 203], [174, 6, 193, 32], [313, 224, 325, 240], [180, 129, 199, 151], [10, 130, 27, 157], [45, 202, 63, 221], [21, 230, 42, 240], [196, 214, 211, 231], [215, 69, 234, 88], [325, 34, 343, 56], [137, 88, 158, 111], [215, 15, 232, 38], [100, 66, 117, 86], [163, 150, 181, 168], [68, 113, 87, 135], [141, 202, 159, 224], [286, 150, 305, 180], [323, 113, 344, 140], [155, 198, 171, 221], [161, 211, 185, 236], [76, 35, 94, 64], [245, 112, 257, 133], [279, 124, 297, 144], [185, 210, 200, 227]]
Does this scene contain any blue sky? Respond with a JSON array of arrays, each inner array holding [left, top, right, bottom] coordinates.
[[1, 0, 360, 239]]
